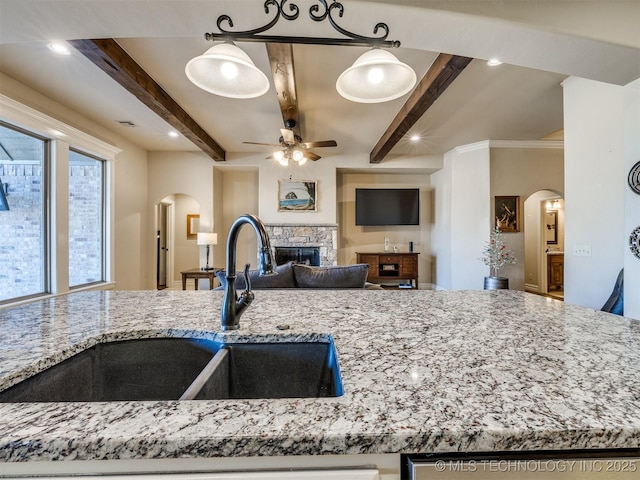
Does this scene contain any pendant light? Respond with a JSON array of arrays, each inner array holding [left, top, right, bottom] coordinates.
[[185, 42, 270, 99], [194, 3, 414, 102], [336, 48, 416, 103]]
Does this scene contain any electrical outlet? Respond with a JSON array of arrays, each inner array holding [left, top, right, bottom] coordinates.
[[573, 245, 592, 257]]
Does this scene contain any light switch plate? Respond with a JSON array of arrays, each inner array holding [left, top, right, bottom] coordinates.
[[573, 245, 592, 257]]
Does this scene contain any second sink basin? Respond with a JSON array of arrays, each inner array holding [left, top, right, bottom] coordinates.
[[185, 341, 341, 400], [0, 337, 343, 403]]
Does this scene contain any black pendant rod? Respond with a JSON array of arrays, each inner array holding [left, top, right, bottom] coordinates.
[[205, 33, 399, 49], [205, 0, 401, 48]]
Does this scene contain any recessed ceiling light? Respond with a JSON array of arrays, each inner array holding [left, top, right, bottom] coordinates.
[[168, 131, 179, 138], [487, 58, 502, 67], [48, 42, 70, 55], [410, 134, 420, 142]]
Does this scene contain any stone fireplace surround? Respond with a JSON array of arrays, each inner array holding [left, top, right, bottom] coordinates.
[[264, 223, 338, 266]]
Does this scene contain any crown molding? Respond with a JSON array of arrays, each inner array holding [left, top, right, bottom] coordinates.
[[455, 139, 564, 153]]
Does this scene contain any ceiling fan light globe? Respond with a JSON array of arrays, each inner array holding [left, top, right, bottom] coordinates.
[[273, 150, 288, 166], [336, 49, 416, 103], [185, 43, 269, 99], [297, 156, 307, 166], [292, 149, 304, 162]]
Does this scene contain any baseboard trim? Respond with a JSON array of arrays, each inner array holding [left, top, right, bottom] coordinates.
[[525, 283, 540, 293]]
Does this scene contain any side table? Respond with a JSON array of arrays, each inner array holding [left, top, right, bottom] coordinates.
[[180, 268, 221, 290]]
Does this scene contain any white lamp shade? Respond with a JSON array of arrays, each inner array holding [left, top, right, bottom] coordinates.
[[185, 43, 270, 99], [336, 49, 416, 103], [197, 232, 218, 246]]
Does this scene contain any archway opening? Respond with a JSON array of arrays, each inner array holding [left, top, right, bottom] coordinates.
[[524, 190, 564, 299], [155, 194, 200, 290]]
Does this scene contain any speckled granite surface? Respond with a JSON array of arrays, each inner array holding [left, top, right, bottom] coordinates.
[[0, 289, 639, 462]]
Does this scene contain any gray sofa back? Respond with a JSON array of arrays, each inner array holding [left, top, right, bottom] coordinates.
[[215, 262, 370, 289]]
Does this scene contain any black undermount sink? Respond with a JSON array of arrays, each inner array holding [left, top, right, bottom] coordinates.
[[0, 337, 343, 403]]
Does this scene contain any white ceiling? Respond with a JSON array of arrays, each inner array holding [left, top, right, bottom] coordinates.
[[0, 0, 638, 162]]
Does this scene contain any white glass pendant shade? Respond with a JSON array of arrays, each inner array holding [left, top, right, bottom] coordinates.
[[336, 49, 416, 103], [185, 43, 270, 99]]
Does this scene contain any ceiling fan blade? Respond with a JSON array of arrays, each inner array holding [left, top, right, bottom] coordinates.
[[302, 150, 322, 161], [280, 128, 295, 144], [243, 141, 281, 147], [301, 140, 337, 148]]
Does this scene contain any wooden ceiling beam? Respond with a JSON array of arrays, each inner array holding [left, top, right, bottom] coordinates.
[[266, 43, 301, 138], [69, 38, 225, 161], [369, 54, 473, 164]]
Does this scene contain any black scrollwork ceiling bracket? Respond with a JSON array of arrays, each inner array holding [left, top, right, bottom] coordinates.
[[204, 0, 401, 48]]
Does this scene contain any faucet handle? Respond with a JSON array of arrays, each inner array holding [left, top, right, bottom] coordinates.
[[243, 263, 252, 291]]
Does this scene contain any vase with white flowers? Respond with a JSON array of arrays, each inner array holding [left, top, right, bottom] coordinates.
[[480, 227, 516, 289]]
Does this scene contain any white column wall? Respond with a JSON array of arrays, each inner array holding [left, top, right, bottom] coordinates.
[[563, 76, 628, 312], [623, 79, 640, 319], [430, 152, 453, 290], [450, 145, 492, 290]]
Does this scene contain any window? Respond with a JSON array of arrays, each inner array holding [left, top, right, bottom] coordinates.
[[68, 150, 105, 287], [0, 122, 48, 302], [0, 95, 118, 305]]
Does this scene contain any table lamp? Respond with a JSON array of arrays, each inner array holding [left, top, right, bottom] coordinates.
[[197, 232, 218, 271]]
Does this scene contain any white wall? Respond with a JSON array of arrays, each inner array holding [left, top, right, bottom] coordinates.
[[336, 171, 432, 285], [623, 79, 640, 319], [490, 146, 564, 291], [257, 155, 338, 225], [220, 168, 260, 272], [524, 191, 547, 292], [112, 143, 149, 289], [147, 150, 215, 287], [172, 194, 200, 283], [430, 151, 453, 289], [224, 151, 441, 226], [563, 76, 631, 313], [523, 191, 564, 294], [431, 144, 492, 291], [450, 145, 492, 290], [154, 151, 440, 274]]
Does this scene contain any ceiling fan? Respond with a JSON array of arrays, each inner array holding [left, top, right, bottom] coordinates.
[[243, 120, 337, 165]]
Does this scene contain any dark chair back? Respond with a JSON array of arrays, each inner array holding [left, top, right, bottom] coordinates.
[[601, 268, 624, 315]]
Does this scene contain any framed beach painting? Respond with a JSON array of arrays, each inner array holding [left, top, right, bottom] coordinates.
[[278, 180, 317, 212]]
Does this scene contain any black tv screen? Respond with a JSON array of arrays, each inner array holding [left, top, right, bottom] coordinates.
[[355, 188, 420, 226]]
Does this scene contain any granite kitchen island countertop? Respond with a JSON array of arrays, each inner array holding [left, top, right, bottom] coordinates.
[[0, 289, 639, 463]]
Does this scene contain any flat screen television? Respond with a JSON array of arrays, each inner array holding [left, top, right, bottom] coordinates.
[[355, 188, 420, 226]]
